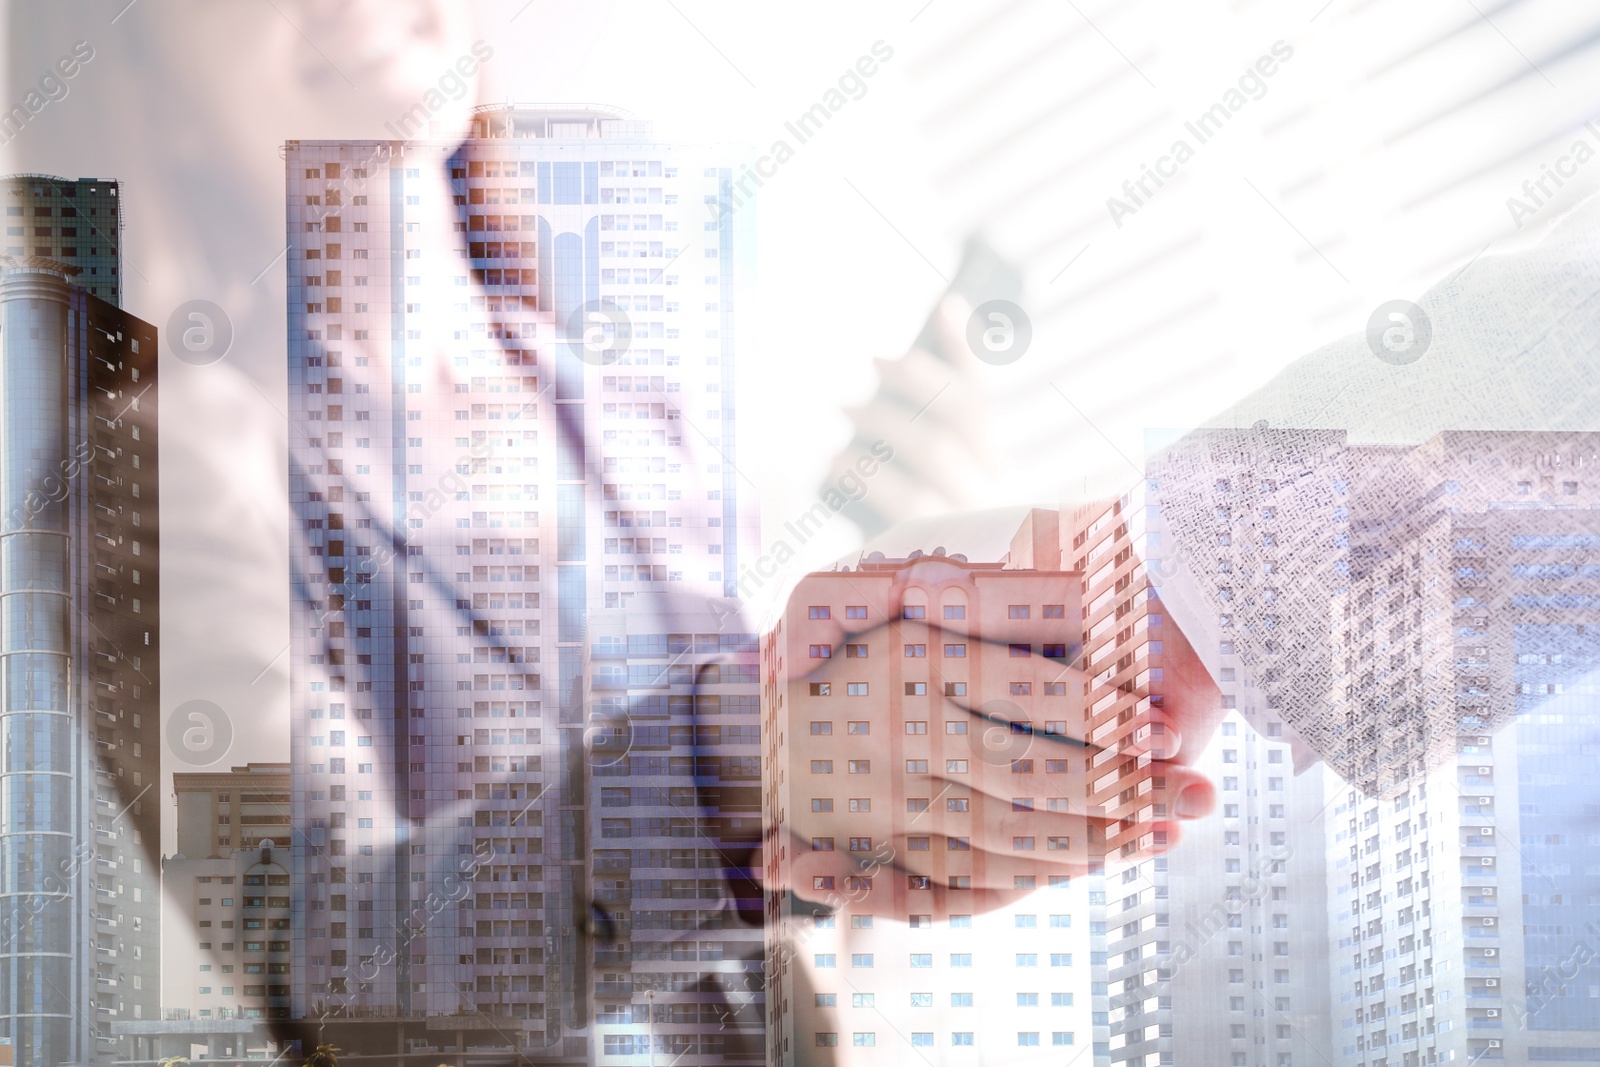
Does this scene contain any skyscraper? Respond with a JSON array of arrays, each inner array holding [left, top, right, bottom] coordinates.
[[1300, 430, 1600, 1066], [1063, 486, 1333, 1067], [282, 106, 756, 1062], [585, 593, 765, 1066], [1134, 425, 1600, 1065], [0, 249, 159, 1065]]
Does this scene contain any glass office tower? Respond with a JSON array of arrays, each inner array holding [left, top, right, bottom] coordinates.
[[0, 251, 159, 1066]]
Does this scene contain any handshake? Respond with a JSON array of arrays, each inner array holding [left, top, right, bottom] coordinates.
[[764, 542, 1226, 920]]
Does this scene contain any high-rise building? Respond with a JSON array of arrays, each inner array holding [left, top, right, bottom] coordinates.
[[0, 251, 158, 1065], [172, 762, 292, 859], [2, 175, 123, 305], [1135, 425, 1600, 1065], [584, 593, 765, 1066], [762, 542, 1100, 1065], [1063, 483, 1334, 1067], [281, 106, 756, 1063], [1298, 430, 1600, 1066]]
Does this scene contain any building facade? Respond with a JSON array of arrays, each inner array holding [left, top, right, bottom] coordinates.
[[1311, 431, 1600, 1066], [1128, 426, 1600, 1065], [2, 175, 122, 306], [1063, 486, 1334, 1067], [281, 106, 757, 1063], [149, 844, 293, 1063], [585, 594, 764, 1065], [172, 762, 292, 860], [763, 548, 1100, 1065], [0, 252, 158, 1065]]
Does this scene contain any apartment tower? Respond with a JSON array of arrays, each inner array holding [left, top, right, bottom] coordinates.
[[282, 106, 756, 1063]]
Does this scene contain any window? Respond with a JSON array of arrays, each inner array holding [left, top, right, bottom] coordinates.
[[944, 605, 965, 619], [811, 838, 835, 852], [1050, 953, 1072, 966], [944, 644, 967, 657], [910, 992, 934, 1007], [847, 721, 870, 735], [1009, 605, 1030, 619], [946, 798, 969, 812], [1015, 914, 1037, 928], [851, 915, 874, 928], [845, 644, 868, 658], [848, 798, 871, 812], [911, 1032, 933, 1047], [906, 798, 929, 812], [905, 682, 927, 695], [810, 721, 832, 735], [906, 760, 928, 773], [849, 837, 872, 851], [845, 605, 867, 619], [846, 683, 868, 696], [902, 605, 925, 619], [809, 644, 832, 658], [1043, 604, 1065, 618], [905, 720, 927, 733], [815, 994, 836, 1007], [1016, 953, 1038, 966], [1052, 992, 1073, 1006], [814, 954, 836, 968], [949, 915, 972, 928], [951, 953, 972, 967], [1018, 1032, 1040, 1046], [904, 644, 927, 657], [945, 682, 967, 696], [811, 761, 833, 774], [851, 1034, 876, 1047], [910, 953, 932, 968], [946, 759, 969, 773], [948, 836, 971, 851], [808, 606, 830, 619], [1009, 643, 1031, 657], [851, 954, 873, 968], [809, 682, 831, 696], [811, 799, 833, 812], [1052, 1032, 1075, 1046], [953, 1033, 974, 1046], [815, 1033, 838, 1047], [848, 760, 870, 774]]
